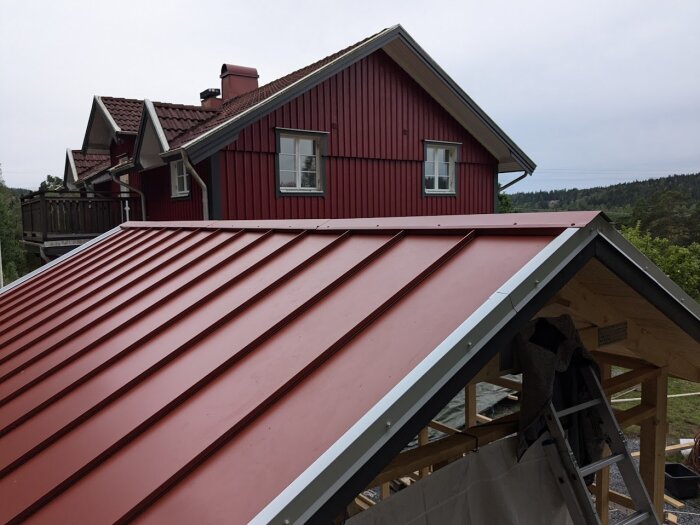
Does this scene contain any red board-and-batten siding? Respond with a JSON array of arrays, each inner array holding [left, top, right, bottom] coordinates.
[[220, 49, 498, 220]]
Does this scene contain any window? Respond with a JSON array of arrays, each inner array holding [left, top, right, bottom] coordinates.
[[170, 160, 189, 197], [424, 142, 459, 195], [277, 131, 325, 194]]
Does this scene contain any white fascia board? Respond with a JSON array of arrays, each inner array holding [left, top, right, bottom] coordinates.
[[251, 225, 594, 525], [0, 227, 122, 296], [180, 26, 398, 151]]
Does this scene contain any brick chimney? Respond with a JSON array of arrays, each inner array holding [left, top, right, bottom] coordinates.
[[220, 64, 259, 100]]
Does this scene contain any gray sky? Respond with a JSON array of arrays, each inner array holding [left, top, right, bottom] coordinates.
[[1, 0, 698, 193]]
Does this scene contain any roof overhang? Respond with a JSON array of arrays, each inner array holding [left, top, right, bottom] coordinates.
[[178, 25, 536, 173], [133, 99, 170, 170], [63, 148, 78, 189], [82, 96, 122, 153]]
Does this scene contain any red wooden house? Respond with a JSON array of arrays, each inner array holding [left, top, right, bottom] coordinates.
[[24, 25, 535, 258]]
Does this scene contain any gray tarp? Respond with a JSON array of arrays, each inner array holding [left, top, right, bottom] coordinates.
[[348, 435, 573, 525]]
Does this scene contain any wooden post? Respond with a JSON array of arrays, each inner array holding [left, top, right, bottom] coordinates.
[[594, 363, 611, 524], [465, 382, 477, 428], [380, 482, 390, 501], [418, 427, 430, 478], [639, 366, 668, 520]]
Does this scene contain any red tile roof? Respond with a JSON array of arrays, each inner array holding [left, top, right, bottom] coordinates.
[[71, 150, 111, 180], [170, 28, 387, 148], [152, 102, 219, 143], [0, 213, 602, 524], [100, 97, 144, 133]]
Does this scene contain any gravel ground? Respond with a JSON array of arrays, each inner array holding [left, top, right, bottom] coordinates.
[[606, 435, 700, 525]]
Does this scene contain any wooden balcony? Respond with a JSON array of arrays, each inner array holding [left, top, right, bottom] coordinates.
[[21, 191, 141, 258]]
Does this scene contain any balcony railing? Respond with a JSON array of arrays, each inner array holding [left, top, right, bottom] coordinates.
[[21, 191, 141, 243]]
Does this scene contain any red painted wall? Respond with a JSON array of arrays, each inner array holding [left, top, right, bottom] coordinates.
[[219, 49, 497, 220], [130, 162, 209, 221]]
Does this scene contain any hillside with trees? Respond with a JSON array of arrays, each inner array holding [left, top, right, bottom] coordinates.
[[506, 173, 700, 300]]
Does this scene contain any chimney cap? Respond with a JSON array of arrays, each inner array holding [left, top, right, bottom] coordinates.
[[220, 64, 259, 79], [200, 88, 221, 101]]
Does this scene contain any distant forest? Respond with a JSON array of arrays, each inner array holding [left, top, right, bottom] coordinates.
[[508, 173, 700, 246]]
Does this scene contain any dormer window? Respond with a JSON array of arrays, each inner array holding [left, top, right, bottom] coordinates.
[[423, 141, 460, 195], [276, 129, 327, 195], [170, 160, 190, 198]]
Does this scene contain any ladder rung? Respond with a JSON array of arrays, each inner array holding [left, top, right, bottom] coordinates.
[[579, 454, 625, 477], [556, 399, 601, 418], [617, 511, 650, 525]]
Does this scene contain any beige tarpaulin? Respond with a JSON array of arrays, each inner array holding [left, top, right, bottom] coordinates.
[[348, 435, 573, 525]]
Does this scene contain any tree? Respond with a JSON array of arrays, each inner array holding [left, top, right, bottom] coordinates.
[[0, 166, 28, 284], [622, 223, 700, 301], [498, 192, 513, 213], [38, 174, 64, 192]]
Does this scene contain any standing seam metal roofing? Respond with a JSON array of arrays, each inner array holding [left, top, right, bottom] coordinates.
[[0, 212, 604, 524]]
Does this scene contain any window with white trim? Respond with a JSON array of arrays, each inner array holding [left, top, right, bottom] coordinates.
[[424, 143, 459, 194], [170, 160, 189, 197], [277, 133, 324, 193]]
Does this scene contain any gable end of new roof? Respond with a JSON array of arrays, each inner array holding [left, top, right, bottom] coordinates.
[[177, 25, 535, 174]]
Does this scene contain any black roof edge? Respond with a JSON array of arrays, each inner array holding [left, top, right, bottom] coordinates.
[[184, 25, 535, 172], [307, 238, 594, 523]]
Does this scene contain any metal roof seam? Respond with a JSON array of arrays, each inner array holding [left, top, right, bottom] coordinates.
[[0, 228, 192, 348], [0, 226, 124, 303], [0, 229, 155, 320], [120, 231, 476, 522], [0, 229, 227, 377], [250, 229, 586, 524]]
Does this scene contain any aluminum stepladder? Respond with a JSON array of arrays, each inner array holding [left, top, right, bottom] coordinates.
[[541, 364, 660, 525]]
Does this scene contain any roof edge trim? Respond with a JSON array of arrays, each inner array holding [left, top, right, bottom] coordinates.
[[145, 99, 170, 153], [0, 227, 121, 296], [65, 148, 78, 184], [251, 226, 593, 524]]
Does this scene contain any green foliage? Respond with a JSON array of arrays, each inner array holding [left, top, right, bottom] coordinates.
[[0, 172, 28, 285], [622, 223, 700, 300], [497, 192, 513, 213], [38, 174, 64, 192]]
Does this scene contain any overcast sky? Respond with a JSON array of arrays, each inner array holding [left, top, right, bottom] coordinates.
[[1, 0, 698, 193]]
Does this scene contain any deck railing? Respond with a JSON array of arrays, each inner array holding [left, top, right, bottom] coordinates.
[[21, 191, 141, 243]]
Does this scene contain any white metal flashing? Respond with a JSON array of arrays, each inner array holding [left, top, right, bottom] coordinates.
[[144, 99, 170, 153], [180, 26, 397, 150], [65, 148, 78, 184], [0, 227, 122, 296], [95, 95, 122, 134], [251, 226, 594, 524]]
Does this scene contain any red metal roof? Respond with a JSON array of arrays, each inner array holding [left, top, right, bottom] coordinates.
[[0, 212, 600, 523]]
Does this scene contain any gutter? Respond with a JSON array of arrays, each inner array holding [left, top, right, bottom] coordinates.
[[109, 164, 147, 221], [499, 171, 529, 192], [180, 150, 210, 220]]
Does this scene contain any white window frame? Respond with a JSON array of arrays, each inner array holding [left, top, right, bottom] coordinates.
[[423, 141, 460, 195], [170, 159, 190, 198], [277, 131, 325, 194]]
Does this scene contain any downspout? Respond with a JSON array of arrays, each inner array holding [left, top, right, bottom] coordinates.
[[109, 168, 147, 221], [180, 151, 210, 220]]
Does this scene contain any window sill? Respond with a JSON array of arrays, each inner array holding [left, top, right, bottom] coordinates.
[[424, 191, 457, 197], [170, 192, 191, 201], [278, 189, 325, 197]]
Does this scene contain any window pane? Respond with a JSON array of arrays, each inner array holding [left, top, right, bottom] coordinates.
[[438, 162, 448, 177], [424, 175, 435, 190], [441, 148, 452, 162], [280, 136, 295, 154], [279, 154, 295, 171], [438, 175, 450, 190], [279, 170, 296, 188], [300, 155, 317, 172], [298, 138, 316, 156], [426, 147, 435, 162], [300, 172, 317, 188], [424, 161, 434, 177]]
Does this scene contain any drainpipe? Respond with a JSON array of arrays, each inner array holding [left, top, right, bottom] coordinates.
[[180, 151, 209, 220], [109, 169, 147, 221]]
